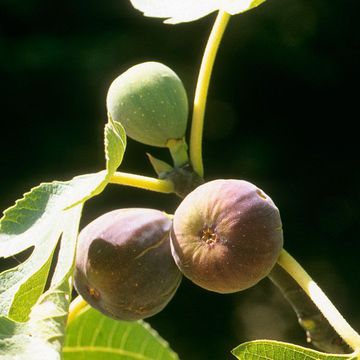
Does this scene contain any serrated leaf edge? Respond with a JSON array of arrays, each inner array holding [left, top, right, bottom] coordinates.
[[231, 339, 357, 359]]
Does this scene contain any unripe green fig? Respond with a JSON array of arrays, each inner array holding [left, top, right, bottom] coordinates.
[[106, 62, 188, 147], [170, 179, 283, 294], [74, 208, 182, 321]]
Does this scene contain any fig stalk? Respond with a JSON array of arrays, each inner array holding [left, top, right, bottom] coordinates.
[[109, 171, 175, 193], [167, 138, 189, 168], [67, 296, 88, 326], [277, 249, 360, 353], [190, 10, 231, 178]]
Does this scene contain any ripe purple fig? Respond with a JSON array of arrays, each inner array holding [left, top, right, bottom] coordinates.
[[170, 179, 283, 293], [74, 208, 182, 321]]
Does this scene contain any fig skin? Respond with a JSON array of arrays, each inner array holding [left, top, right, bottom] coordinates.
[[170, 179, 283, 294], [106, 62, 188, 147], [74, 208, 182, 321]]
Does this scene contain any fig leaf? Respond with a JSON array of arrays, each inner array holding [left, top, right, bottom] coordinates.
[[231, 340, 356, 360], [63, 306, 179, 360], [129, 0, 266, 24], [0, 120, 126, 357], [0, 205, 83, 359]]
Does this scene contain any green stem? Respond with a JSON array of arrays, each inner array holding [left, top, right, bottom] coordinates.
[[67, 296, 88, 326], [189, 10, 231, 178], [167, 138, 189, 168], [109, 171, 174, 193], [277, 249, 360, 353]]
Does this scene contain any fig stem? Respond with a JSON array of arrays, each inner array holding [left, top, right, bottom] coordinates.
[[167, 138, 189, 168], [110, 171, 175, 193], [277, 249, 360, 353], [67, 296, 88, 326], [189, 10, 231, 178]]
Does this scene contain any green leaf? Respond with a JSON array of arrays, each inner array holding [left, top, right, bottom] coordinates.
[[63, 307, 179, 360], [129, 0, 266, 24], [0, 172, 111, 320], [231, 340, 356, 360], [0, 205, 83, 359], [0, 120, 126, 320], [0, 120, 127, 356], [105, 119, 127, 176], [146, 153, 173, 177], [65, 119, 127, 208]]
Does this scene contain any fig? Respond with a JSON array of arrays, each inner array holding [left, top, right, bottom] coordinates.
[[106, 61, 188, 147], [170, 179, 283, 294], [74, 208, 182, 321]]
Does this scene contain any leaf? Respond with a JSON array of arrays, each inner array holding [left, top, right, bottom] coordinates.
[[105, 119, 127, 176], [146, 153, 173, 177], [0, 175, 109, 321], [0, 120, 126, 320], [0, 205, 83, 359], [63, 306, 179, 360], [129, 0, 266, 24], [0, 120, 127, 357], [0, 172, 104, 256], [231, 340, 356, 360], [129, 0, 218, 24], [220, 0, 266, 15], [65, 119, 127, 208], [0, 173, 109, 320]]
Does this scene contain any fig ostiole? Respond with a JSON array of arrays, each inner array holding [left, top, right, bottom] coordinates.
[[170, 179, 283, 294], [74, 208, 182, 321], [106, 61, 188, 148]]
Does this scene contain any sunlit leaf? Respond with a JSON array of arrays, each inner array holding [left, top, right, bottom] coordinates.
[[0, 205, 83, 359], [231, 340, 356, 360], [0, 178, 98, 321], [220, 0, 266, 15], [0, 120, 127, 357], [0, 172, 105, 257], [129, 0, 266, 24], [105, 119, 127, 175], [63, 306, 179, 360], [0, 120, 126, 321]]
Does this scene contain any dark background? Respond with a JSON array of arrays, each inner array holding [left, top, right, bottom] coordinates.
[[0, 0, 359, 359]]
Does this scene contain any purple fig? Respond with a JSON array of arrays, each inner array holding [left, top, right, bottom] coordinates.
[[74, 208, 182, 321], [170, 179, 283, 293]]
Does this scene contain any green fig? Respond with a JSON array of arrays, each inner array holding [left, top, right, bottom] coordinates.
[[106, 61, 188, 148], [74, 208, 182, 321], [170, 179, 283, 294]]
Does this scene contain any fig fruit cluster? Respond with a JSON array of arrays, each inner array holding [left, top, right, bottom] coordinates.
[[74, 179, 283, 321], [76, 60, 283, 321]]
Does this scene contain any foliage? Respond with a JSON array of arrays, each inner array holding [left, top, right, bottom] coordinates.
[[63, 306, 178, 360]]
